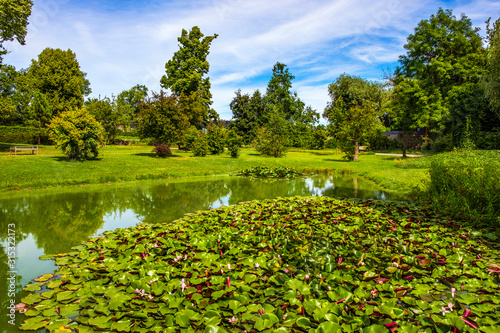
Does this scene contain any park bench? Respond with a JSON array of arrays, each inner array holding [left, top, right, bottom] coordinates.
[[10, 145, 38, 155]]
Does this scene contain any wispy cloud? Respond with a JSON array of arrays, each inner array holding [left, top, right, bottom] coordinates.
[[4, 0, 497, 119]]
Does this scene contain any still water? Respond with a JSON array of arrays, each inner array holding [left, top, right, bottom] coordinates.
[[0, 174, 404, 332]]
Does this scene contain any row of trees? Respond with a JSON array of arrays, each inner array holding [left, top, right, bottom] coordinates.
[[1, 3, 499, 161]]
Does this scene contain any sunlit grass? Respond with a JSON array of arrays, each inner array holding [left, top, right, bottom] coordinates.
[[0, 143, 429, 194]]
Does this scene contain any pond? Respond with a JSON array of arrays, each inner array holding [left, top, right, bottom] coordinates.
[[0, 174, 405, 332]]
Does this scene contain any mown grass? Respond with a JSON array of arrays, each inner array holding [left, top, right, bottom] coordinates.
[[0, 143, 429, 195]]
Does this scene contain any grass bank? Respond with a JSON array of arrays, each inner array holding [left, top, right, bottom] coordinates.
[[0, 143, 429, 194]]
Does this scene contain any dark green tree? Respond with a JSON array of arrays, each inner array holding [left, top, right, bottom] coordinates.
[[0, 0, 33, 63], [229, 89, 265, 144], [396, 8, 486, 137], [254, 108, 288, 157], [0, 64, 19, 124], [484, 17, 500, 113], [25, 48, 91, 112], [160, 26, 218, 127], [206, 123, 226, 155], [226, 129, 242, 158], [116, 84, 148, 117], [85, 97, 119, 143], [26, 90, 51, 145], [136, 91, 189, 155], [265, 62, 296, 121]]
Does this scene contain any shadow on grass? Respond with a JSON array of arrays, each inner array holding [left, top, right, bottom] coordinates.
[[133, 153, 182, 158], [50, 156, 103, 162]]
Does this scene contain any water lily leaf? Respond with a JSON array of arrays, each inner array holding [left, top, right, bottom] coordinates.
[[296, 317, 311, 329], [361, 324, 388, 333], [21, 293, 42, 305], [205, 325, 229, 333], [176, 313, 191, 328], [316, 321, 341, 333], [23, 283, 42, 292], [110, 319, 132, 332]]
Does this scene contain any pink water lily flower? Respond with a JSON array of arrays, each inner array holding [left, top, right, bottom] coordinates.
[[228, 316, 237, 323], [148, 294, 154, 300]]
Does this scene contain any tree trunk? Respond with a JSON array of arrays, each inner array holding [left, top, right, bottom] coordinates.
[[402, 144, 407, 158], [353, 140, 359, 162]]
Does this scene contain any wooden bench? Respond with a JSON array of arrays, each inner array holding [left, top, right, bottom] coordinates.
[[10, 145, 38, 155]]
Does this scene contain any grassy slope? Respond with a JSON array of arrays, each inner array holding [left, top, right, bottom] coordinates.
[[0, 143, 428, 194]]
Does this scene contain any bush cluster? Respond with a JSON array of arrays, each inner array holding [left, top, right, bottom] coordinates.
[[413, 150, 500, 226], [0, 126, 49, 144], [152, 143, 172, 157]]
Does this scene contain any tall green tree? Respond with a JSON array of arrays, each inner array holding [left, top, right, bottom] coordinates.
[[116, 84, 148, 117], [0, 64, 19, 124], [85, 97, 120, 143], [27, 90, 51, 145], [0, 0, 33, 63], [136, 91, 189, 155], [160, 26, 218, 127], [484, 17, 500, 113], [265, 62, 296, 121], [229, 89, 265, 144], [254, 107, 288, 157], [324, 74, 383, 161], [396, 8, 486, 136], [25, 48, 91, 112]]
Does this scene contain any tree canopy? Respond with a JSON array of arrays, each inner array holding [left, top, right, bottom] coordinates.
[[0, 0, 33, 63], [395, 8, 486, 136], [485, 17, 500, 113], [160, 26, 218, 127], [24, 48, 91, 112]]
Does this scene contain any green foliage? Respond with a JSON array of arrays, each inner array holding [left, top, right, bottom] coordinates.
[[324, 74, 383, 161], [0, 125, 39, 144], [395, 8, 486, 136], [206, 124, 226, 155], [182, 126, 201, 150], [226, 129, 242, 158], [234, 166, 303, 178], [0, 0, 33, 63], [229, 89, 265, 144], [0, 64, 21, 124], [116, 84, 148, 117], [20, 196, 500, 332], [136, 91, 190, 154], [24, 48, 90, 112], [265, 62, 296, 120], [26, 90, 52, 145], [254, 110, 287, 157], [48, 108, 105, 161], [160, 26, 218, 126], [309, 128, 328, 149], [192, 133, 208, 157], [431, 134, 453, 152], [484, 17, 500, 113], [412, 150, 500, 226], [366, 131, 401, 150], [476, 129, 500, 149]]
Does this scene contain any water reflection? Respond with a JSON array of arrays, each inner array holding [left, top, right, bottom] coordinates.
[[0, 174, 405, 332]]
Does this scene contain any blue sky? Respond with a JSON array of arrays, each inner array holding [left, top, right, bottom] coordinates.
[[4, 0, 500, 120]]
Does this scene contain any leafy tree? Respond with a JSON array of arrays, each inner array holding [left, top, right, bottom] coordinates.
[[309, 128, 328, 150], [160, 26, 218, 127], [192, 133, 208, 157], [396, 8, 486, 137], [48, 108, 104, 161], [324, 74, 383, 161], [0, 0, 33, 63], [230, 89, 265, 144], [26, 90, 51, 145], [485, 17, 500, 113], [226, 129, 242, 158], [0, 64, 19, 124], [265, 62, 296, 121], [254, 108, 287, 157], [116, 84, 148, 117], [25, 48, 91, 112], [182, 126, 201, 150], [136, 91, 189, 155], [85, 97, 119, 143], [206, 123, 226, 155]]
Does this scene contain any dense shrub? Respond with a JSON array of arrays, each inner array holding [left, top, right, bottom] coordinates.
[[226, 129, 242, 158], [413, 150, 500, 226], [206, 124, 226, 155], [0, 126, 48, 144], [431, 133, 453, 152], [366, 132, 402, 150], [192, 134, 209, 157], [48, 108, 105, 161], [476, 129, 500, 149], [182, 126, 200, 150], [308, 128, 327, 149], [152, 143, 172, 157]]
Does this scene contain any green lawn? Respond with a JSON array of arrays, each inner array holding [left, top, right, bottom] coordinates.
[[0, 143, 429, 194]]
